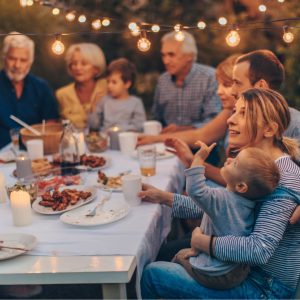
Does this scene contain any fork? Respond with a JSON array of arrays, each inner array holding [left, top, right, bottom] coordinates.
[[85, 190, 112, 217]]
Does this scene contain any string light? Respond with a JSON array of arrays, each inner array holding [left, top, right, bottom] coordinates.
[[52, 7, 60, 15], [175, 31, 185, 41], [78, 14, 87, 23], [51, 35, 65, 55], [258, 4, 267, 12], [91, 19, 101, 30], [137, 31, 151, 52], [20, 0, 27, 7], [218, 17, 227, 26], [128, 22, 138, 31], [102, 18, 110, 26], [65, 11, 76, 22], [197, 21, 206, 30], [131, 26, 140, 36], [226, 29, 240, 47], [278, 0, 285, 2], [283, 26, 294, 43], [174, 24, 181, 32], [26, 0, 33, 6], [151, 24, 160, 32]]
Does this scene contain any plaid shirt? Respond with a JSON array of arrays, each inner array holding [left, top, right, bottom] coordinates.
[[152, 63, 221, 127]]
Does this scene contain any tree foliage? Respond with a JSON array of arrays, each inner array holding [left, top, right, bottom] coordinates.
[[0, 0, 299, 110]]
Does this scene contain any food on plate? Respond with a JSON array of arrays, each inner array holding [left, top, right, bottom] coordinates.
[[31, 158, 53, 175], [97, 171, 122, 189], [37, 175, 82, 195], [80, 154, 106, 168], [39, 188, 92, 211]]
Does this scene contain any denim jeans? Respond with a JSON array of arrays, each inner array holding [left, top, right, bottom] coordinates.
[[141, 262, 294, 299]]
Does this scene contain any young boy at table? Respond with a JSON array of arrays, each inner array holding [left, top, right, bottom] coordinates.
[[173, 141, 280, 290], [88, 58, 146, 132]]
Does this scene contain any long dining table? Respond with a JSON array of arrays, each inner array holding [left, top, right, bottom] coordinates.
[[0, 146, 182, 299]]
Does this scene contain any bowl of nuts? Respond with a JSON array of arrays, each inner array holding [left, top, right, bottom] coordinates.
[[85, 131, 108, 153]]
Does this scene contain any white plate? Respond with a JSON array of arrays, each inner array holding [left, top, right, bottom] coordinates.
[[97, 182, 122, 192], [0, 233, 37, 260], [60, 196, 130, 226], [32, 185, 97, 215]]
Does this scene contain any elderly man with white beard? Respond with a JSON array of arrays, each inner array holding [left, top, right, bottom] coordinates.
[[0, 32, 59, 149]]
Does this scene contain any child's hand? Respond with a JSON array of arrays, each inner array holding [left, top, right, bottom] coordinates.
[[191, 141, 216, 167], [182, 247, 199, 259]]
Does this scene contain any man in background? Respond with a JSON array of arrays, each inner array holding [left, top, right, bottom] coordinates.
[[152, 30, 221, 133], [0, 32, 58, 149]]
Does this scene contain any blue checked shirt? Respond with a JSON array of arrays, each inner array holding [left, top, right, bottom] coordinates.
[[152, 63, 221, 128]]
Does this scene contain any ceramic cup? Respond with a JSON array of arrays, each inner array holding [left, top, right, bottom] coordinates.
[[26, 139, 44, 160], [118, 132, 137, 155], [122, 174, 142, 206], [143, 121, 162, 135]]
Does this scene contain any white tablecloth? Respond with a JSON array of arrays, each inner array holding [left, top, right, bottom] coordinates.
[[0, 149, 181, 297]]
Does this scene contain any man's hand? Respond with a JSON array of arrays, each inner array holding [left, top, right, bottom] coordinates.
[[172, 248, 199, 263], [137, 134, 160, 146], [161, 124, 194, 134], [290, 205, 300, 224], [165, 137, 193, 168], [191, 141, 216, 167], [138, 183, 174, 206]]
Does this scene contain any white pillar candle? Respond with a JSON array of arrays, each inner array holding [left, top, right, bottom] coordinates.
[[10, 190, 32, 226], [0, 173, 6, 203], [16, 155, 32, 179], [108, 126, 121, 150]]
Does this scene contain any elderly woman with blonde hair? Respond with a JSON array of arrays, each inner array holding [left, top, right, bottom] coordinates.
[[56, 43, 107, 129]]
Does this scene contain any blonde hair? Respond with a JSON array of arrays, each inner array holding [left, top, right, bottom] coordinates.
[[241, 88, 300, 161], [216, 54, 241, 85], [65, 43, 106, 78], [239, 147, 280, 200], [161, 30, 197, 62], [3, 31, 34, 64]]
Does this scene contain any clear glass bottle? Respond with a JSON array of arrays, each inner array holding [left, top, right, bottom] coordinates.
[[59, 120, 80, 174]]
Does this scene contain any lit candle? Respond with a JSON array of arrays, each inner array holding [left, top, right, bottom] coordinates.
[[108, 126, 121, 150], [0, 173, 6, 203], [10, 190, 32, 226], [16, 154, 32, 179]]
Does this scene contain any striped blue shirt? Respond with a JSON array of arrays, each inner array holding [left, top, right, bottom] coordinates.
[[152, 63, 221, 128], [172, 156, 300, 289]]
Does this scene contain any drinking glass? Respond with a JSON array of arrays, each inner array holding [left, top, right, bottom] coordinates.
[[137, 145, 156, 177]]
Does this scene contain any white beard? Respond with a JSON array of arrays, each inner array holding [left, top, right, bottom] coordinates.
[[6, 68, 30, 82]]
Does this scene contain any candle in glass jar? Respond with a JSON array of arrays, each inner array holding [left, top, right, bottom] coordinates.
[[16, 155, 32, 179], [10, 190, 32, 226], [108, 126, 121, 150], [0, 172, 6, 203]]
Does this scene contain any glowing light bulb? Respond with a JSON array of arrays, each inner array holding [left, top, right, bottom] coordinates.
[[151, 24, 160, 32], [66, 11, 76, 22], [52, 8, 60, 15], [197, 21, 206, 30], [128, 22, 138, 31], [52, 39, 65, 55], [174, 24, 181, 32], [137, 37, 151, 52], [226, 30, 240, 47], [26, 0, 33, 6], [91, 19, 101, 30], [175, 31, 185, 41], [102, 18, 110, 27], [278, 0, 285, 2], [283, 31, 294, 43], [78, 14, 86, 23], [20, 0, 27, 7], [258, 4, 267, 12], [218, 17, 227, 26], [131, 26, 140, 36]]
